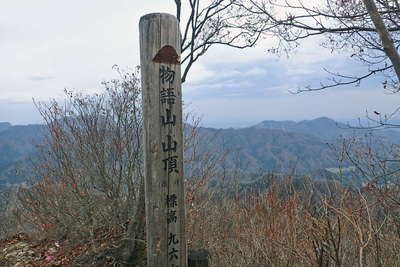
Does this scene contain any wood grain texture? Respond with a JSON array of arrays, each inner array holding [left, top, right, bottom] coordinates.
[[139, 13, 187, 267]]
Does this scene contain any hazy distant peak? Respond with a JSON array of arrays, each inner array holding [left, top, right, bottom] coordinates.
[[0, 122, 12, 133], [315, 116, 335, 121], [255, 117, 340, 128], [297, 117, 346, 128], [299, 117, 336, 124], [253, 117, 349, 140], [254, 120, 295, 127], [259, 119, 296, 124]]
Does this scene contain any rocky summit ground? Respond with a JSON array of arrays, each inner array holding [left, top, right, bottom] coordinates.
[[0, 233, 137, 266]]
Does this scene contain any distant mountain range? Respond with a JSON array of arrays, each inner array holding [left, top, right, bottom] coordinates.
[[0, 122, 11, 132], [253, 117, 400, 142], [0, 117, 399, 185], [0, 123, 45, 185], [197, 125, 339, 174]]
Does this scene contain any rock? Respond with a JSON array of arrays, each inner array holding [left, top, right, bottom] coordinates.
[[5, 250, 20, 259], [51, 260, 61, 266], [4, 242, 29, 254], [26, 250, 35, 256], [48, 247, 57, 254], [1, 241, 36, 267]]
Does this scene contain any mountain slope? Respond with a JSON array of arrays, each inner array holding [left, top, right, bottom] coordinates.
[[198, 126, 340, 174], [253, 117, 400, 143], [0, 124, 45, 184], [0, 122, 11, 133], [1, 117, 399, 184]]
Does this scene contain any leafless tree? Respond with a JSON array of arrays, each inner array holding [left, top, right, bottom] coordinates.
[[15, 67, 147, 264], [175, 0, 269, 82], [237, 0, 400, 91]]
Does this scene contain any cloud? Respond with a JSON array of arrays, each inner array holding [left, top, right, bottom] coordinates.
[[1, 0, 393, 128], [29, 76, 54, 81], [184, 63, 215, 83], [246, 67, 268, 76], [186, 65, 268, 87], [0, 0, 174, 102], [187, 86, 400, 128], [0, 99, 42, 125], [187, 79, 253, 92]]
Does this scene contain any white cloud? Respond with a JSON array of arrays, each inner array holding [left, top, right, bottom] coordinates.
[[187, 87, 400, 128], [0, 0, 174, 102], [184, 65, 267, 94], [185, 80, 253, 94], [0, 99, 42, 125], [184, 63, 215, 83], [0, 0, 393, 127], [197, 40, 276, 66], [246, 67, 268, 76]]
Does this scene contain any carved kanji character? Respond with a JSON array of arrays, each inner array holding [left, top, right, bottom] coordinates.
[[160, 65, 175, 84]]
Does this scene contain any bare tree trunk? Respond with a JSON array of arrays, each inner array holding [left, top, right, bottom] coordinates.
[[175, 0, 181, 21], [363, 0, 400, 85]]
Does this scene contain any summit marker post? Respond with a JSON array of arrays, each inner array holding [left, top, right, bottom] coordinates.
[[139, 13, 187, 267]]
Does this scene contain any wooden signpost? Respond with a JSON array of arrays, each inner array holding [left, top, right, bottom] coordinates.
[[139, 13, 187, 267]]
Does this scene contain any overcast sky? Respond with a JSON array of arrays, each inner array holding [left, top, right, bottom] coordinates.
[[1, 0, 399, 128]]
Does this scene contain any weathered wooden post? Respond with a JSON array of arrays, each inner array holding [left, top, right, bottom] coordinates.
[[139, 13, 187, 267]]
